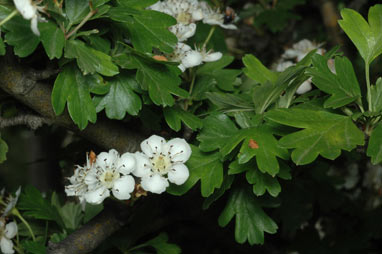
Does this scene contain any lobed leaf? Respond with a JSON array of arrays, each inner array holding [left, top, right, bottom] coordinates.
[[367, 123, 382, 165], [163, 106, 203, 131]]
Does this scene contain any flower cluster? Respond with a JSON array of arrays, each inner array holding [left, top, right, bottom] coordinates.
[[0, 189, 20, 254], [148, 0, 238, 71], [273, 39, 325, 94], [65, 135, 192, 204], [13, 0, 46, 36]]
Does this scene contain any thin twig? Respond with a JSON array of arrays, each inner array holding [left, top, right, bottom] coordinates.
[[0, 115, 50, 130], [65, 10, 97, 39]]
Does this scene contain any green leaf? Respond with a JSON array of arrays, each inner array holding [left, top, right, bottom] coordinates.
[[307, 55, 361, 108], [39, 21, 65, 59], [18, 186, 64, 227], [370, 78, 382, 113], [0, 37, 5, 56], [65, 39, 119, 76], [163, 106, 203, 131], [142, 233, 181, 254], [118, 0, 158, 9], [266, 108, 365, 165], [58, 202, 84, 231], [127, 54, 188, 106], [0, 133, 8, 163], [51, 64, 97, 130], [243, 54, 278, 84], [203, 175, 235, 210], [84, 203, 103, 223], [109, 8, 177, 53], [197, 55, 242, 91], [167, 146, 223, 197], [94, 73, 142, 119], [252, 65, 305, 114], [218, 186, 278, 245], [3, 16, 40, 57], [206, 92, 254, 113], [338, 5, 382, 64], [65, 0, 90, 25], [197, 114, 288, 176], [22, 241, 46, 254], [367, 123, 382, 164]]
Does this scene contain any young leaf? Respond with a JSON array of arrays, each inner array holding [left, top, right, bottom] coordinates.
[[109, 8, 177, 53], [22, 241, 46, 254], [65, 39, 119, 77], [266, 108, 365, 165], [370, 78, 382, 113], [18, 186, 64, 227], [338, 5, 382, 64], [51, 64, 97, 130], [243, 54, 278, 84], [142, 233, 181, 254], [218, 186, 278, 245], [163, 106, 203, 131], [167, 146, 223, 197], [0, 133, 8, 163], [307, 55, 361, 108], [367, 123, 382, 164], [39, 21, 65, 59], [0, 37, 5, 56], [3, 16, 40, 57], [94, 73, 142, 119], [58, 202, 84, 231]]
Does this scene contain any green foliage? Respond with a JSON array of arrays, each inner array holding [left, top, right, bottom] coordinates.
[[367, 123, 382, 164], [338, 5, 382, 64], [22, 241, 46, 254], [163, 106, 203, 131], [168, 145, 223, 197], [18, 186, 64, 228], [243, 54, 277, 84], [370, 78, 382, 113], [0, 37, 5, 55], [0, 133, 8, 163], [39, 21, 65, 59], [266, 108, 365, 165], [129, 233, 181, 254], [307, 55, 361, 108], [51, 64, 99, 130], [218, 186, 278, 245]]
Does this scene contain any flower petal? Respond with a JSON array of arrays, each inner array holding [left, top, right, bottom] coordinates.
[[164, 138, 192, 163], [296, 80, 312, 95], [112, 175, 135, 200], [141, 174, 169, 194], [0, 237, 14, 254], [133, 152, 152, 177], [84, 172, 98, 187], [202, 51, 222, 62], [30, 16, 40, 36], [84, 187, 110, 205], [4, 222, 17, 239], [140, 135, 166, 157], [96, 149, 119, 169], [181, 50, 202, 69], [168, 164, 189, 185], [117, 153, 136, 175]]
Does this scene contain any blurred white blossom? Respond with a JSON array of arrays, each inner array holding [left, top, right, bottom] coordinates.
[[133, 135, 191, 194], [13, 0, 46, 36], [0, 218, 17, 254], [199, 2, 237, 29]]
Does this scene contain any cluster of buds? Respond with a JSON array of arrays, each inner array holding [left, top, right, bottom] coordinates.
[[65, 135, 192, 204]]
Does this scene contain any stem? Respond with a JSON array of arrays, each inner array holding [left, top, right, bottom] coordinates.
[[12, 208, 36, 241], [202, 26, 216, 50], [188, 68, 197, 96], [65, 10, 96, 39], [0, 10, 18, 27], [365, 63, 372, 111], [357, 98, 365, 113]]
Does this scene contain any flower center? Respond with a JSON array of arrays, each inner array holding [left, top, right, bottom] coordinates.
[[176, 12, 192, 24], [100, 170, 120, 188], [151, 155, 172, 174]]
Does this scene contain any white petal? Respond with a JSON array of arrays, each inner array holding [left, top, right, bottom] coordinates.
[[13, 0, 36, 19], [168, 164, 189, 185], [296, 80, 312, 94], [133, 152, 152, 177], [0, 237, 14, 254], [220, 23, 237, 30], [140, 135, 166, 157], [96, 149, 119, 169], [141, 174, 169, 194], [164, 138, 192, 163], [84, 187, 110, 205], [30, 16, 40, 36], [275, 61, 294, 72], [202, 52, 222, 62], [170, 23, 196, 42], [112, 175, 135, 200], [282, 49, 299, 59], [4, 222, 17, 239], [84, 172, 98, 187], [178, 64, 186, 72], [117, 153, 136, 175], [181, 50, 202, 68], [192, 9, 203, 21]]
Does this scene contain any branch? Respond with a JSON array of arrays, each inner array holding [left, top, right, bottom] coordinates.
[[0, 115, 51, 130], [0, 55, 144, 153]]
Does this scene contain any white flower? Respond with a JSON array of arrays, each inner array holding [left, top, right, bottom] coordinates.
[[169, 23, 196, 42], [282, 39, 324, 62], [199, 2, 237, 30], [13, 0, 46, 36], [133, 135, 191, 194], [296, 80, 312, 95], [0, 219, 17, 254], [1, 188, 21, 217], [200, 48, 222, 62], [84, 149, 136, 204], [274, 60, 294, 72]]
